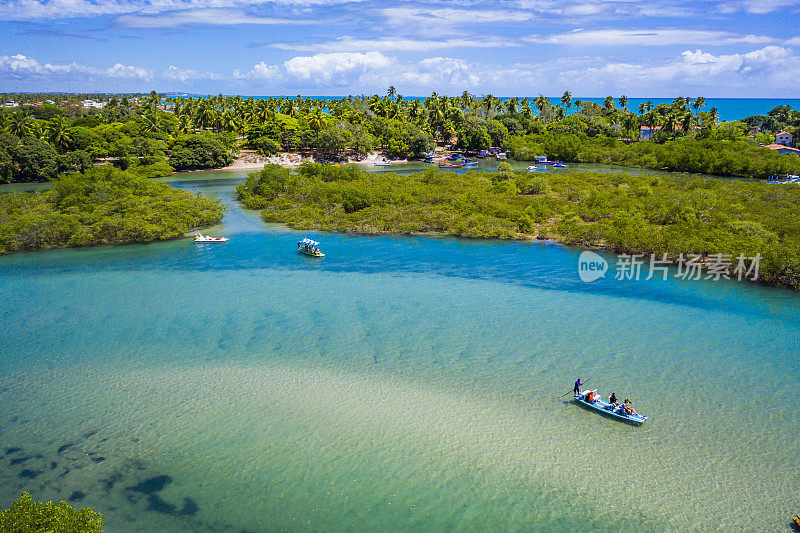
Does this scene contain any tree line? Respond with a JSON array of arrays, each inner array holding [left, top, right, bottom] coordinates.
[[237, 162, 800, 289]]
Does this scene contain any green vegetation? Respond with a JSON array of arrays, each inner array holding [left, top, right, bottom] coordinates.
[[237, 163, 800, 288], [507, 134, 800, 178], [0, 165, 226, 253], [0, 93, 235, 183], [3, 91, 797, 182], [0, 492, 104, 532]]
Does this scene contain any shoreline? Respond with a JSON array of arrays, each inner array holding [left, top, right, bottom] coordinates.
[[219, 150, 408, 171]]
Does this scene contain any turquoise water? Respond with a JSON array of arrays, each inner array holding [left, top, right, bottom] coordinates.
[[1, 171, 799, 532]]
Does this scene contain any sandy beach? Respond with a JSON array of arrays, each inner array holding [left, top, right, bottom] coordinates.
[[221, 150, 407, 171]]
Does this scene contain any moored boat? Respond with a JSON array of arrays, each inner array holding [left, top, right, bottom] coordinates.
[[463, 158, 478, 167], [574, 389, 647, 425], [194, 232, 228, 243], [495, 152, 507, 161], [297, 237, 324, 257], [439, 162, 464, 168], [553, 162, 568, 168]]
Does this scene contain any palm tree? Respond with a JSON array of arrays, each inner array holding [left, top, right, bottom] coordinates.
[[602, 96, 615, 111], [561, 91, 572, 114], [645, 100, 653, 113], [709, 107, 719, 125], [177, 114, 193, 134], [387, 86, 397, 99], [307, 107, 325, 139], [6, 111, 35, 138], [638, 102, 646, 115], [45, 116, 72, 151], [692, 97, 706, 113], [618, 95, 628, 112], [142, 109, 163, 134]]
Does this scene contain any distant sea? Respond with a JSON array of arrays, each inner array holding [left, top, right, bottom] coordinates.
[[233, 95, 799, 123]]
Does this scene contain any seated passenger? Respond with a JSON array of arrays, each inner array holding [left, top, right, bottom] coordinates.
[[623, 399, 638, 416]]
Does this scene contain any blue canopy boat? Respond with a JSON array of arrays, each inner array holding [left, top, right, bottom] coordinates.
[[574, 389, 647, 425]]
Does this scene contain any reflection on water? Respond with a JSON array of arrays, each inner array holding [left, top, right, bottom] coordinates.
[[1, 171, 798, 532]]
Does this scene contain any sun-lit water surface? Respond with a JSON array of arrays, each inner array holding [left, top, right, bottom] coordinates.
[[1, 171, 799, 532]]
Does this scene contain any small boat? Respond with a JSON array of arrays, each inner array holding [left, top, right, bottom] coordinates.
[[463, 158, 478, 167], [297, 237, 324, 257], [439, 161, 464, 168], [574, 389, 647, 425], [446, 153, 463, 161], [534, 156, 561, 165], [374, 160, 391, 167], [792, 515, 800, 529], [477, 150, 490, 158], [553, 162, 568, 168], [526, 165, 544, 172], [194, 232, 228, 243], [495, 152, 507, 161]]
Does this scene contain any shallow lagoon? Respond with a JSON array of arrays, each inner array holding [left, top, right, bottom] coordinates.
[[1, 171, 799, 531]]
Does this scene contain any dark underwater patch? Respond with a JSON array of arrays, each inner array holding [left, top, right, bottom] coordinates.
[[146, 494, 176, 515], [126, 475, 172, 495], [68, 491, 85, 502]]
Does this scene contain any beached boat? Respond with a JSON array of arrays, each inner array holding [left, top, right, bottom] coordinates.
[[439, 162, 464, 168], [574, 389, 647, 425], [194, 232, 228, 243], [374, 159, 391, 167], [297, 237, 324, 257]]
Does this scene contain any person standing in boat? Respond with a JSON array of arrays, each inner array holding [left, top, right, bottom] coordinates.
[[609, 392, 618, 406], [573, 378, 582, 395]]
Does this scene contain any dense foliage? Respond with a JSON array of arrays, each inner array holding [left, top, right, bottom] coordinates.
[[2, 91, 796, 182], [237, 163, 800, 288], [0, 492, 104, 532], [0, 166, 226, 253], [507, 134, 800, 178]]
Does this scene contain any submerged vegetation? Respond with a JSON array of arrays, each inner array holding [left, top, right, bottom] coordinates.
[[0, 165, 225, 253], [238, 163, 800, 288]]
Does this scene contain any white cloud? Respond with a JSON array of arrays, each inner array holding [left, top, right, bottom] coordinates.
[[106, 63, 151, 79], [270, 36, 517, 53], [117, 8, 315, 27], [717, 0, 799, 13], [526, 28, 775, 46], [234, 61, 283, 80], [397, 57, 482, 88], [163, 65, 218, 81], [382, 7, 534, 34], [283, 51, 392, 86], [557, 46, 800, 94], [0, 53, 78, 75], [0, 0, 359, 21]]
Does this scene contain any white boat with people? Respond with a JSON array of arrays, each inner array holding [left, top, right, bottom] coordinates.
[[194, 232, 228, 243], [298, 237, 324, 257], [573, 386, 647, 425]]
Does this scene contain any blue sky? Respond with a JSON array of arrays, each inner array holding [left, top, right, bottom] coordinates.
[[1, 0, 799, 97]]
